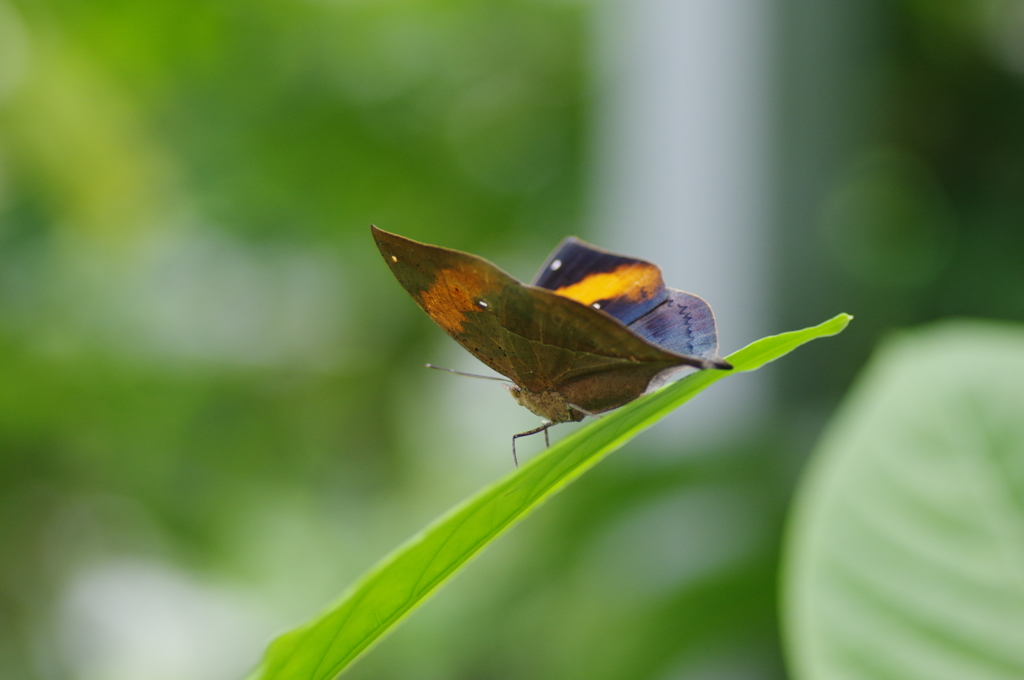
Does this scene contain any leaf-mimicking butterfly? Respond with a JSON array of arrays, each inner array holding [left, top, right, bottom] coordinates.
[[371, 226, 732, 465]]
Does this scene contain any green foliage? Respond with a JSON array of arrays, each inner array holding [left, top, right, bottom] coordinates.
[[251, 314, 851, 680], [783, 320, 1024, 680]]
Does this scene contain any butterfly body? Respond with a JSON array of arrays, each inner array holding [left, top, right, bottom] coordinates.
[[371, 226, 730, 456], [505, 385, 586, 424]]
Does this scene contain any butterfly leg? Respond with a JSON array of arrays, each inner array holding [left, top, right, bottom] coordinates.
[[511, 421, 553, 468]]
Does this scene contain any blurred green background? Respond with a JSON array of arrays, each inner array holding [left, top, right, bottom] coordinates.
[[0, 1, 1022, 679]]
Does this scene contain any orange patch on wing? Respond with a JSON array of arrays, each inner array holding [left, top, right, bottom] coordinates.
[[552, 263, 663, 306], [418, 266, 489, 334]]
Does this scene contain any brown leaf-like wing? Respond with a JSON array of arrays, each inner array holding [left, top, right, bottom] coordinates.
[[496, 283, 705, 413], [372, 226, 521, 380]]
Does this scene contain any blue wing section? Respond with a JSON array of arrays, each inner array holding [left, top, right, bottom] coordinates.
[[627, 289, 721, 360]]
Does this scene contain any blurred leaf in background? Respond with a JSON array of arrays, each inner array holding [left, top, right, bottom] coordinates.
[[783, 321, 1024, 680]]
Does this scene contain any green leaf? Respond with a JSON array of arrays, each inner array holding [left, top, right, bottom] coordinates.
[[250, 313, 851, 680], [782, 320, 1024, 680]]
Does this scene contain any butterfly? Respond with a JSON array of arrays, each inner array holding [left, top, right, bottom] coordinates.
[[371, 226, 731, 465]]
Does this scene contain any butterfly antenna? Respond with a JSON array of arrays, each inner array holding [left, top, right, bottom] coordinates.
[[425, 364, 512, 383]]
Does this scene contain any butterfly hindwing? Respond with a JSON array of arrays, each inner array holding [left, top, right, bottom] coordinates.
[[495, 283, 703, 411], [627, 289, 721, 360], [532, 237, 667, 325]]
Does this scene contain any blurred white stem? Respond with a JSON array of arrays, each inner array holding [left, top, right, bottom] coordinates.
[[590, 0, 776, 450]]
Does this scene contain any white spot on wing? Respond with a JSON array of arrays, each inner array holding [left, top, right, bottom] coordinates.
[[592, 302, 601, 309], [477, 300, 489, 309], [550, 259, 562, 271]]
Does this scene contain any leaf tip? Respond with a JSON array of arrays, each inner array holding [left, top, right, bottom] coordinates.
[[826, 313, 853, 334]]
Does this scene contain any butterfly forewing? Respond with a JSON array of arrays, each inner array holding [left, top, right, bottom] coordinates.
[[534, 237, 727, 367], [372, 226, 520, 381], [533, 237, 667, 325]]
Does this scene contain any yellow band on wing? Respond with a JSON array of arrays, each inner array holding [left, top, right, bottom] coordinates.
[[552, 263, 663, 306]]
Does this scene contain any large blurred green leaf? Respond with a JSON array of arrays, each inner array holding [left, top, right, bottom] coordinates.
[[783, 321, 1024, 680], [249, 313, 850, 680]]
